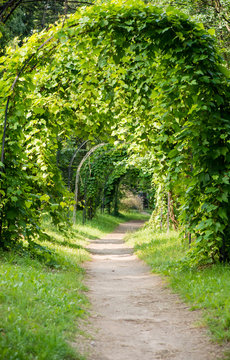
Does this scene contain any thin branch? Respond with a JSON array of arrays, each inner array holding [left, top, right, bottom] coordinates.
[[1, 96, 10, 165], [0, 0, 23, 23]]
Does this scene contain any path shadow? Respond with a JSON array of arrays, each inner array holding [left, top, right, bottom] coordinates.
[[77, 231, 98, 240], [40, 234, 86, 250], [89, 247, 134, 256], [89, 239, 124, 245]]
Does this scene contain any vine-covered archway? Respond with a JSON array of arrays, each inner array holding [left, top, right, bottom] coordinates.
[[0, 0, 230, 262]]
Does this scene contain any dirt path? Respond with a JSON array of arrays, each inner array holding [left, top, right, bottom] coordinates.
[[77, 220, 225, 360]]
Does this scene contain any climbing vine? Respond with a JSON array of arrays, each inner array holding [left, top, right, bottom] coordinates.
[[0, 0, 230, 263]]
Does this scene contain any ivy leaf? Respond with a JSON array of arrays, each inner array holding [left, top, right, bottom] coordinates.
[[218, 208, 228, 220], [40, 194, 50, 202], [207, 28, 215, 36]]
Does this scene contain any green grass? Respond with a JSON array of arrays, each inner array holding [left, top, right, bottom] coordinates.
[[0, 211, 144, 360], [120, 211, 150, 222], [126, 226, 230, 350], [0, 257, 87, 360]]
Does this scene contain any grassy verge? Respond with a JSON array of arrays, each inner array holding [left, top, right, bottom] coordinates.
[[0, 211, 144, 360], [126, 226, 230, 349], [118, 211, 150, 222]]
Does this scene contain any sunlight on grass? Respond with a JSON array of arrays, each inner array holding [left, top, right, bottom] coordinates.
[[73, 211, 150, 239]]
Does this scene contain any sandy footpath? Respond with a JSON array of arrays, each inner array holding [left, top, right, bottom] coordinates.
[[75, 220, 226, 360]]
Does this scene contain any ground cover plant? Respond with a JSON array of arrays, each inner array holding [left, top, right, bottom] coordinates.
[[125, 225, 230, 351], [0, 211, 138, 360]]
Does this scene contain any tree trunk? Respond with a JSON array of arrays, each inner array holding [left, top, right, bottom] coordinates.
[[169, 192, 178, 230], [113, 182, 119, 216], [160, 206, 163, 230]]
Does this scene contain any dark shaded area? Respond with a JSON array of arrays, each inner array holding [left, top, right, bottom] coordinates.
[[0, 0, 94, 50]]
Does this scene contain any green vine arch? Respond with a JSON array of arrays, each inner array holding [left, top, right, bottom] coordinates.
[[0, 0, 230, 262]]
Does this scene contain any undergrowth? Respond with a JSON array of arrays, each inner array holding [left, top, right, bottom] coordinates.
[[126, 226, 230, 353], [0, 211, 141, 360]]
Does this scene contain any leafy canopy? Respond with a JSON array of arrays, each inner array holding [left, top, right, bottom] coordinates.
[[0, 0, 230, 262]]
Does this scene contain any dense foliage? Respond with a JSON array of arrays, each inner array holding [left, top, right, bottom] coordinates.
[[1, 1, 229, 62], [0, 0, 230, 264], [150, 0, 230, 63]]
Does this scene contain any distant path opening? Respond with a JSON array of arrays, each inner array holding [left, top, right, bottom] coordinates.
[[76, 220, 224, 360]]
